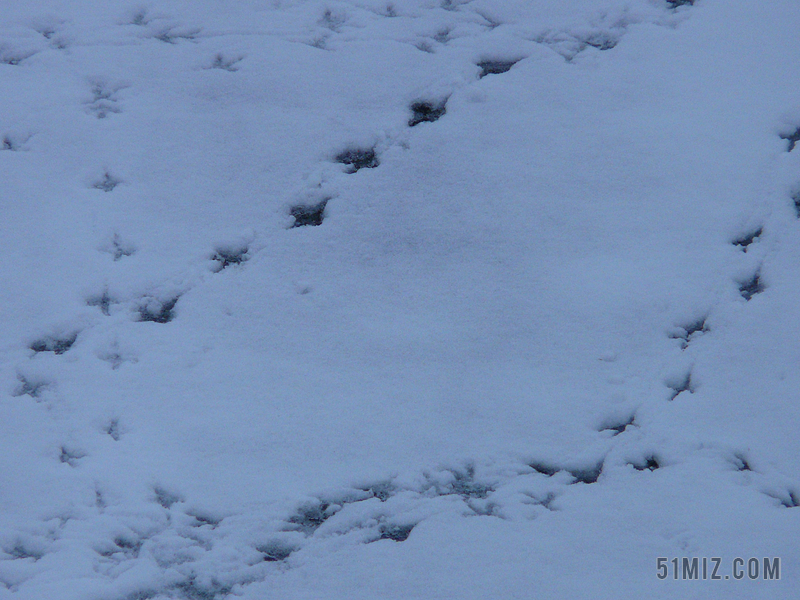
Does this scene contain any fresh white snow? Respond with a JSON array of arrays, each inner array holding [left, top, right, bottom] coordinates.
[[1, 0, 800, 598]]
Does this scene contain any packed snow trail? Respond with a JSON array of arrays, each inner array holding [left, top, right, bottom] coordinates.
[[1, 1, 800, 598]]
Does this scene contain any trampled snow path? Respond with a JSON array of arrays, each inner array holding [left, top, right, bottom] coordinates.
[[2, 1, 800, 598]]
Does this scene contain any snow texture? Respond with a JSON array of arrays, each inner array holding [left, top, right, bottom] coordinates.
[[1, 0, 800, 598]]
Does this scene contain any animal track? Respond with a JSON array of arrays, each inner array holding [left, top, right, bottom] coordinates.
[[30, 332, 78, 355], [154, 486, 183, 509], [0, 46, 35, 66], [409, 100, 447, 127], [92, 172, 122, 192], [528, 459, 604, 484], [739, 272, 764, 301], [779, 127, 800, 152], [211, 245, 249, 271], [600, 414, 635, 436], [137, 296, 180, 323], [335, 148, 379, 173], [667, 371, 693, 400], [209, 53, 243, 71], [286, 501, 339, 535], [257, 541, 296, 562], [59, 446, 86, 467], [375, 523, 414, 542], [103, 233, 136, 261], [666, 0, 695, 7], [5, 544, 44, 561], [104, 418, 122, 441], [669, 317, 707, 349], [290, 198, 328, 227], [477, 59, 520, 78], [630, 455, 660, 472], [732, 227, 762, 249], [791, 190, 800, 217], [86, 80, 124, 119], [88, 289, 114, 315], [153, 26, 201, 44], [13, 374, 51, 398]]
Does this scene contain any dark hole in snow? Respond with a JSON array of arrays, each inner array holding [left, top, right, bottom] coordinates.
[[93, 172, 121, 192], [477, 59, 520, 78], [154, 487, 183, 509], [291, 198, 328, 227], [739, 272, 764, 301], [668, 372, 693, 401], [632, 455, 660, 471], [528, 461, 559, 476], [601, 414, 635, 436], [138, 296, 179, 323], [335, 148, 379, 173], [409, 100, 447, 127], [2, 136, 16, 150], [8, 545, 44, 561], [211, 246, 248, 271], [30, 333, 78, 355], [733, 228, 762, 249], [288, 501, 339, 535], [257, 542, 295, 562], [378, 523, 415, 542], [59, 446, 85, 467], [568, 460, 603, 484], [666, 0, 694, 7], [780, 127, 800, 152]]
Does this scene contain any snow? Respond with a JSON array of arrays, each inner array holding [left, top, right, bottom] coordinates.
[[1, 0, 800, 598]]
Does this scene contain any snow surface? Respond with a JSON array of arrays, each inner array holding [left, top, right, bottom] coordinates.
[[1, 0, 800, 598]]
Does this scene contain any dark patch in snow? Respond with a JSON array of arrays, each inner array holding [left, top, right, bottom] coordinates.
[[107, 233, 135, 260], [154, 486, 183, 509], [409, 100, 447, 127], [95, 489, 106, 509], [779, 127, 800, 152], [59, 446, 86, 467], [0, 47, 35, 66], [433, 28, 450, 44], [290, 198, 329, 227], [211, 245, 248, 271], [30, 332, 78, 355], [739, 272, 764, 301], [335, 147, 379, 173], [287, 501, 340, 535], [87, 80, 124, 118], [781, 491, 800, 508], [377, 523, 415, 542], [138, 296, 180, 323], [190, 512, 222, 528], [110, 536, 143, 558], [257, 541, 295, 562], [477, 59, 520, 78], [582, 32, 617, 51], [732, 228, 762, 249], [666, 0, 694, 7], [792, 190, 800, 217], [92, 172, 121, 192]]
